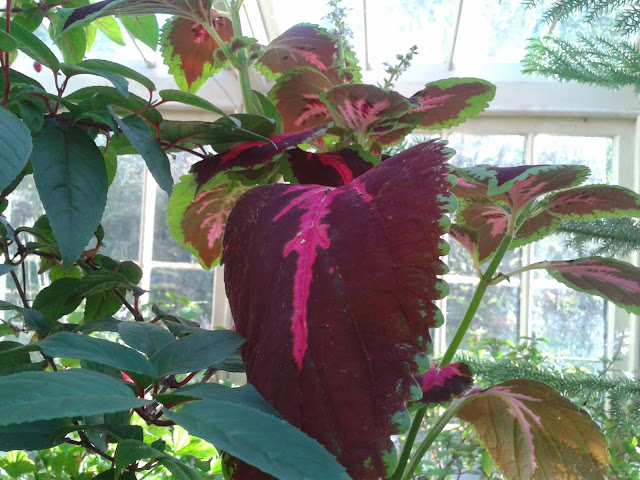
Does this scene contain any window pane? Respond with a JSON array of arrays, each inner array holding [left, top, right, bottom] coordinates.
[[447, 134, 526, 167], [529, 135, 612, 359], [100, 155, 145, 262], [149, 267, 215, 328], [153, 153, 201, 263]]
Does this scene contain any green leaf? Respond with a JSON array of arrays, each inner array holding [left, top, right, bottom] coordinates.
[[81, 58, 156, 91], [120, 15, 159, 51], [149, 330, 245, 377], [115, 439, 164, 477], [50, 15, 87, 64], [36, 331, 155, 377], [0, 106, 33, 193], [84, 291, 124, 321], [159, 457, 202, 480], [32, 278, 83, 321], [66, 86, 162, 124], [0, 451, 36, 477], [108, 108, 173, 194], [70, 270, 132, 300], [251, 90, 283, 134], [159, 89, 226, 117], [2, 18, 60, 70], [61, 62, 129, 97], [119, 322, 175, 356], [16, 98, 45, 133], [74, 316, 122, 333], [31, 121, 108, 267], [456, 379, 608, 480], [0, 300, 50, 332], [0, 369, 150, 425], [164, 397, 350, 480], [0, 29, 17, 51], [166, 384, 280, 417], [94, 16, 125, 45], [0, 419, 66, 451]]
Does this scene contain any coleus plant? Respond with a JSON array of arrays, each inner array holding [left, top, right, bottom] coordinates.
[[0, 0, 634, 479]]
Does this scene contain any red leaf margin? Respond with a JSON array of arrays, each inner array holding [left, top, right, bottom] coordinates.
[[222, 140, 457, 479]]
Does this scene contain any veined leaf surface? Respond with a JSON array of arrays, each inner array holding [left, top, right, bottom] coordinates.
[[457, 380, 608, 480], [223, 140, 455, 478]]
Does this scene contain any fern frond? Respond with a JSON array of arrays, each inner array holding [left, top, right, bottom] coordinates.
[[557, 217, 640, 257], [522, 35, 640, 91]]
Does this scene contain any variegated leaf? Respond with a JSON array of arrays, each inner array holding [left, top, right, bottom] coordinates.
[[449, 224, 480, 261], [413, 362, 473, 406], [545, 257, 640, 314], [321, 84, 414, 138], [545, 184, 640, 220], [409, 78, 495, 130], [457, 202, 509, 263], [257, 24, 338, 80], [278, 146, 376, 187], [160, 14, 233, 93], [191, 126, 328, 189], [457, 379, 608, 480], [269, 67, 334, 133], [511, 211, 561, 250], [223, 140, 456, 479]]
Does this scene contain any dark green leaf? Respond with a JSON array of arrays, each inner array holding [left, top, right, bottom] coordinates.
[[150, 330, 244, 377], [0, 369, 150, 425], [16, 98, 45, 133], [70, 270, 131, 300], [3, 18, 60, 70], [172, 384, 281, 417], [159, 457, 202, 480], [32, 278, 83, 321], [118, 260, 143, 283], [0, 106, 32, 193], [120, 15, 159, 51], [37, 331, 155, 377], [81, 58, 155, 91], [108, 108, 173, 194], [65, 86, 162, 124], [84, 291, 124, 321], [50, 15, 87, 64], [119, 322, 175, 356], [0, 300, 50, 332], [159, 89, 226, 116], [0, 419, 66, 451], [74, 316, 121, 333], [164, 398, 350, 480], [0, 29, 17, 51], [250, 90, 283, 134], [61, 62, 129, 97], [0, 264, 13, 277], [31, 122, 108, 267], [15, 85, 80, 114]]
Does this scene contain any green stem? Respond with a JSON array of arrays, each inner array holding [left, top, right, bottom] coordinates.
[[400, 400, 464, 480], [439, 233, 513, 366], [391, 225, 515, 480], [489, 260, 552, 286], [230, 1, 253, 114]]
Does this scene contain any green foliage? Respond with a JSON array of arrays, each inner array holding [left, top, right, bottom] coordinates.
[[558, 217, 640, 257]]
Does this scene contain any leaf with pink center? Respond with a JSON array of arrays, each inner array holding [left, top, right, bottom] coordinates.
[[191, 126, 328, 189], [456, 379, 608, 480], [256, 24, 338, 80], [269, 67, 335, 133], [321, 84, 414, 138], [222, 140, 456, 479], [412, 362, 473, 406], [160, 14, 233, 93], [545, 257, 640, 314], [511, 211, 561, 250], [449, 224, 480, 262], [277, 146, 377, 187], [544, 184, 640, 220], [457, 165, 590, 211], [457, 202, 510, 263], [408, 78, 496, 130]]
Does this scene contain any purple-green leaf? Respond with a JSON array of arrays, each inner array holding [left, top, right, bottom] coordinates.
[[545, 257, 640, 314], [413, 362, 473, 406], [545, 184, 640, 220]]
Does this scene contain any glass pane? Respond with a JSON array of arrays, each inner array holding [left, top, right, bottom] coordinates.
[[100, 155, 145, 262], [533, 135, 612, 183], [7, 174, 44, 230], [445, 281, 520, 346], [149, 268, 215, 328], [153, 153, 201, 263], [455, 0, 549, 64], [447, 134, 526, 167], [529, 283, 607, 359]]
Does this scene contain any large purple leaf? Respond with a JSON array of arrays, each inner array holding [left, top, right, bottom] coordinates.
[[278, 146, 377, 187], [409, 78, 495, 130], [457, 380, 608, 480], [545, 257, 640, 314], [257, 24, 338, 80], [223, 140, 456, 479], [268, 68, 335, 133], [191, 126, 327, 188], [545, 184, 640, 219]]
